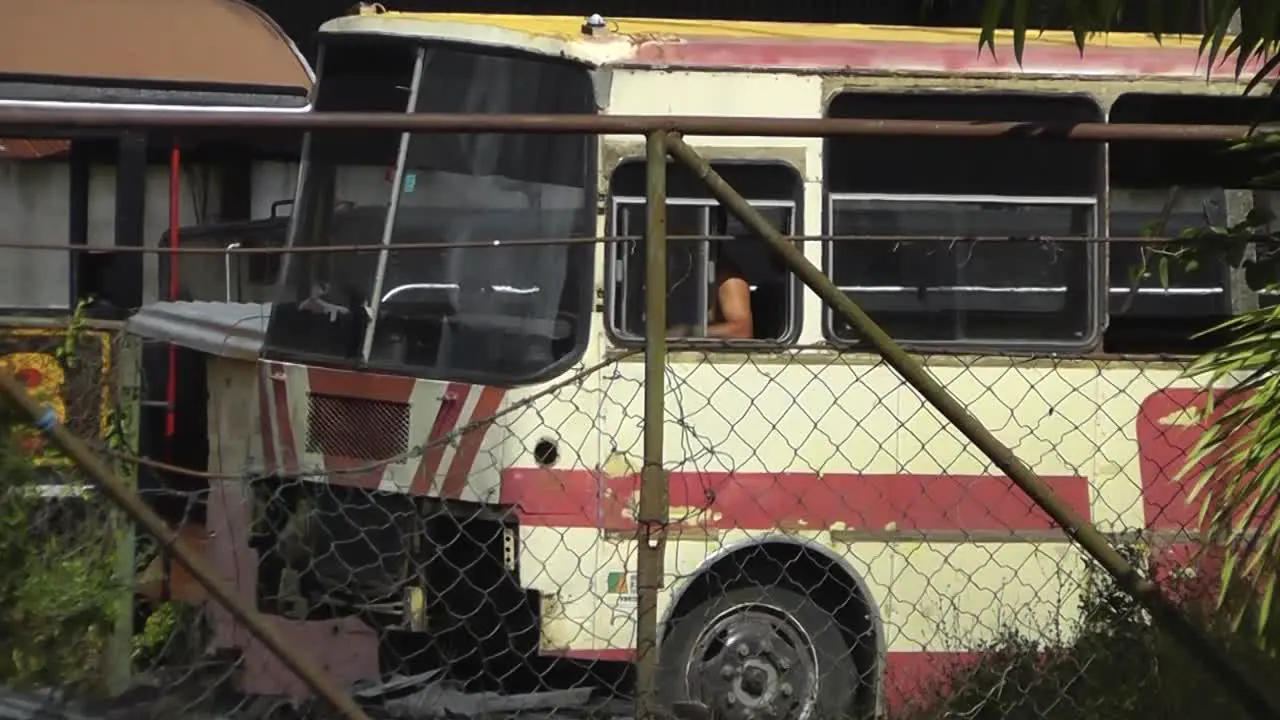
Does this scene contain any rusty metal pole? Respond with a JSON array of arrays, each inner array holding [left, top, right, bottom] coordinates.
[[0, 107, 1257, 142], [664, 133, 1280, 720], [635, 130, 670, 720], [105, 334, 141, 696], [0, 370, 374, 720]]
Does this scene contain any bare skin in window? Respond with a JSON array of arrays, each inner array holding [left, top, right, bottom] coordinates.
[[670, 263, 753, 340]]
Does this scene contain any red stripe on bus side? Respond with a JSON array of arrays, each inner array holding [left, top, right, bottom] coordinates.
[[410, 383, 472, 495], [1137, 388, 1273, 532], [500, 469, 1091, 530], [441, 386, 508, 499], [633, 37, 1261, 79]]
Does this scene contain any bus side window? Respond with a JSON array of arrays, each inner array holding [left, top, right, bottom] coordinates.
[[823, 91, 1105, 352], [2, 135, 74, 311], [158, 217, 289, 304], [606, 160, 802, 345], [1105, 92, 1276, 355]]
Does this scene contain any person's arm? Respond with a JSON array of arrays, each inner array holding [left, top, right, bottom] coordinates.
[[706, 276, 754, 339]]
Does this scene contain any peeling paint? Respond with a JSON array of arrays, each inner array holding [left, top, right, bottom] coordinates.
[[601, 450, 640, 479], [776, 517, 811, 531], [669, 504, 725, 526], [538, 592, 572, 653], [616, 492, 724, 527]]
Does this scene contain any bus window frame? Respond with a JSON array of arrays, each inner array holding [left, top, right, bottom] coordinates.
[[1256, 191, 1280, 308], [603, 159, 805, 350], [265, 37, 600, 387], [820, 88, 1106, 354], [821, 191, 1103, 353]]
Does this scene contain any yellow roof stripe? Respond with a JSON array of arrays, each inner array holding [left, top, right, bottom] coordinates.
[[370, 11, 1201, 51]]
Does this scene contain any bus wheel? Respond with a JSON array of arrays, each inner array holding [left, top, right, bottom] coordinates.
[[658, 586, 858, 720]]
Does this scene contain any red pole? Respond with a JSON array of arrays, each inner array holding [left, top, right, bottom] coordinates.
[[165, 144, 180, 440]]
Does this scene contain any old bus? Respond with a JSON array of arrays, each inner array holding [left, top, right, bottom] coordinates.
[[127, 8, 1274, 718]]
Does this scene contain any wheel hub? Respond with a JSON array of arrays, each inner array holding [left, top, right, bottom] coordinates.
[[685, 607, 815, 720]]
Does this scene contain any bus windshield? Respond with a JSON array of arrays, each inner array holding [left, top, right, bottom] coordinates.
[[263, 37, 596, 385]]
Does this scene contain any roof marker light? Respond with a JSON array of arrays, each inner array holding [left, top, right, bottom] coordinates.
[[583, 14, 609, 37]]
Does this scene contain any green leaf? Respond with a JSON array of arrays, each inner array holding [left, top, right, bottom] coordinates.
[[1096, 0, 1122, 33], [1245, 52, 1280, 98], [1010, 0, 1029, 65], [980, 0, 1010, 60], [1200, 0, 1238, 78], [1063, 0, 1090, 54], [1145, 0, 1165, 44]]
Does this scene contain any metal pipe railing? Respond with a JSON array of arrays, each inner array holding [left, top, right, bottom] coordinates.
[[0, 108, 1264, 141], [0, 234, 1265, 256], [636, 130, 669, 720]]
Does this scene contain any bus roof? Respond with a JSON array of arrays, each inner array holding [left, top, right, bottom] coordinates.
[[320, 10, 1267, 81], [1, 0, 313, 97]]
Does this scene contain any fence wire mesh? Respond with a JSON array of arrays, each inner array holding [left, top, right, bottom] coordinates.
[[575, 346, 1280, 720], [2, 234, 1279, 720], [0, 321, 132, 693]]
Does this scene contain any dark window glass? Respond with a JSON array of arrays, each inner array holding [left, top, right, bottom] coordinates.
[[159, 218, 288, 304], [1110, 93, 1277, 190], [607, 162, 800, 343], [1108, 190, 1230, 318], [615, 203, 710, 333], [1261, 198, 1280, 308], [825, 91, 1103, 348], [265, 40, 596, 385], [369, 47, 595, 383], [265, 40, 417, 362], [829, 199, 1094, 344], [826, 92, 1102, 197]]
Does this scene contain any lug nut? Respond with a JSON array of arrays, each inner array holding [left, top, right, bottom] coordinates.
[[780, 683, 793, 698], [721, 665, 735, 679], [737, 644, 750, 657], [777, 658, 791, 671]]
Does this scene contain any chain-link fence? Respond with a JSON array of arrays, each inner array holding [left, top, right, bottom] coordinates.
[[0, 320, 143, 702], [3, 250, 1280, 720], [587, 347, 1280, 720], [5, 271, 1274, 712], [2, 123, 1279, 720]]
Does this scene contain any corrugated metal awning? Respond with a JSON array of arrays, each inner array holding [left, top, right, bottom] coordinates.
[[127, 301, 270, 361], [0, 0, 312, 96]]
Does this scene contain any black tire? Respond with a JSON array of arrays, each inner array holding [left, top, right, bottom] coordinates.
[[658, 586, 859, 720]]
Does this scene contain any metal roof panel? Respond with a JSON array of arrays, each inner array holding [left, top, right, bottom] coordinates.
[[126, 301, 269, 361]]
